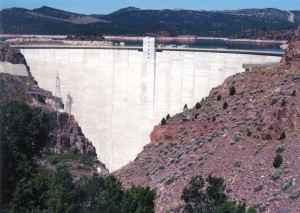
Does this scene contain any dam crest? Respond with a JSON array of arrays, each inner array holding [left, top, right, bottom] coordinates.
[[13, 38, 282, 171]]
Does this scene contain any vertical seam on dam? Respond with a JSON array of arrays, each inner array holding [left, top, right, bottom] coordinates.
[[111, 49, 115, 167], [192, 53, 196, 102]]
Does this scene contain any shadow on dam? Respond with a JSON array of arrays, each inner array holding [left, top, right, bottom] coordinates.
[[17, 41, 282, 171]]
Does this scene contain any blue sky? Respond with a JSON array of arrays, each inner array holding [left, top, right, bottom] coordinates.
[[1, 0, 300, 15]]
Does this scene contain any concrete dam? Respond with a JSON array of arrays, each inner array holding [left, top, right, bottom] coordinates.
[[16, 38, 282, 171]]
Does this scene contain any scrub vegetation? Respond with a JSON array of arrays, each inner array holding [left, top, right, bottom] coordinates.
[[0, 100, 156, 212], [181, 174, 257, 213]]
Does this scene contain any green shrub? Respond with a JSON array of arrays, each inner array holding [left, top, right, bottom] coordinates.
[[270, 171, 281, 181], [275, 144, 285, 153], [217, 94, 222, 101], [271, 99, 277, 105], [273, 154, 283, 168], [281, 99, 287, 107], [257, 203, 266, 212], [181, 175, 226, 212], [181, 174, 256, 213], [46, 165, 79, 213], [121, 185, 156, 213], [0, 101, 49, 206], [165, 203, 183, 213], [253, 141, 268, 155], [45, 153, 96, 166], [37, 94, 46, 104], [217, 201, 256, 213], [234, 160, 242, 167], [164, 173, 177, 185], [195, 102, 201, 109], [223, 101, 228, 109], [290, 189, 300, 199], [279, 132, 286, 140], [281, 177, 292, 191], [253, 185, 263, 192], [216, 201, 240, 213], [161, 117, 166, 125], [183, 104, 188, 111], [247, 207, 257, 213], [291, 90, 296, 96], [47, 155, 60, 164], [273, 192, 283, 201], [8, 169, 50, 212], [229, 86, 236, 96], [79, 175, 155, 213], [166, 114, 171, 120]]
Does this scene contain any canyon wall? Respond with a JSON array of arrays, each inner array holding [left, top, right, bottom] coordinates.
[[18, 45, 281, 171]]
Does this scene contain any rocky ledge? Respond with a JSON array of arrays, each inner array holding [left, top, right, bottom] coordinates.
[[0, 44, 27, 65]]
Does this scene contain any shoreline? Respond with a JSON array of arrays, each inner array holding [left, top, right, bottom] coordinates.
[[0, 34, 287, 44], [104, 35, 287, 44]]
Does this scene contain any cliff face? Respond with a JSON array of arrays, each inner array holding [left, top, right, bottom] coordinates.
[[52, 112, 97, 155], [116, 69, 300, 213], [279, 26, 300, 70], [0, 44, 27, 65], [0, 44, 33, 78]]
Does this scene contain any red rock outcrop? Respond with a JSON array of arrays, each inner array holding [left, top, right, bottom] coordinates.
[[279, 26, 300, 70]]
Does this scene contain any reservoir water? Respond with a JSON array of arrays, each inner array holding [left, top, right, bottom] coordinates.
[[107, 37, 285, 53], [0, 36, 285, 53]]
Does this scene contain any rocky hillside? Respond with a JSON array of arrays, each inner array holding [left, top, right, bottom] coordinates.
[[116, 64, 300, 211], [1, 6, 300, 39], [0, 45, 108, 178], [28, 6, 106, 24], [279, 26, 300, 70]]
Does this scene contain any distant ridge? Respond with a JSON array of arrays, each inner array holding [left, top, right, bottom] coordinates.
[[1, 6, 300, 39]]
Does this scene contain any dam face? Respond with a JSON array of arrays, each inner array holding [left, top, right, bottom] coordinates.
[[19, 43, 281, 171]]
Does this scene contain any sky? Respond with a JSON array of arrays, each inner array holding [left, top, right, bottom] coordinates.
[[1, 0, 300, 15]]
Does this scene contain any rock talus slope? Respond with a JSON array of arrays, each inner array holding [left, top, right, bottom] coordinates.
[[116, 28, 300, 212], [116, 69, 300, 213]]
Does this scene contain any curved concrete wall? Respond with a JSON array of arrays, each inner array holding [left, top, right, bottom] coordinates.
[[19, 47, 281, 171]]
